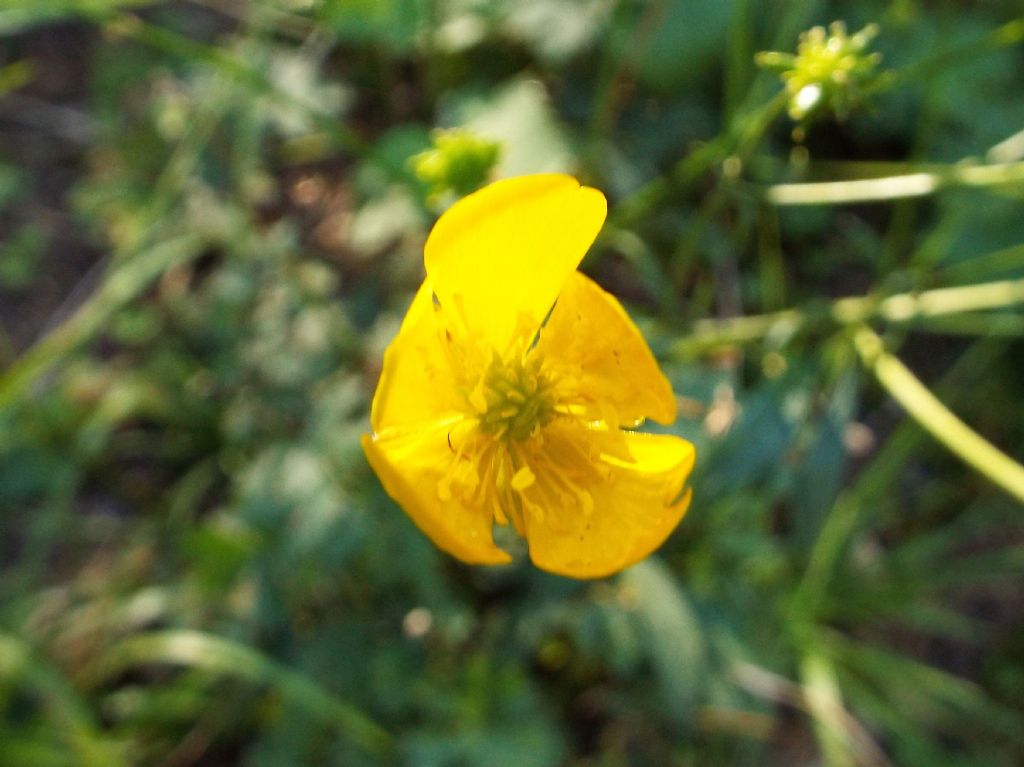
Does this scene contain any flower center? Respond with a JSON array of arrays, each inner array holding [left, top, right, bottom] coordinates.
[[469, 353, 557, 441]]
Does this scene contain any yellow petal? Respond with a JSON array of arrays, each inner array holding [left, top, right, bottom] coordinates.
[[424, 174, 607, 353], [370, 278, 468, 433], [523, 431, 695, 579], [362, 427, 512, 565], [539, 271, 676, 426]]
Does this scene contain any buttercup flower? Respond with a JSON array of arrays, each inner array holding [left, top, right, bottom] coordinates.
[[362, 174, 695, 578]]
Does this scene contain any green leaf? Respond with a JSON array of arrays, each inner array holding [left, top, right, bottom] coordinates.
[[620, 559, 708, 722]]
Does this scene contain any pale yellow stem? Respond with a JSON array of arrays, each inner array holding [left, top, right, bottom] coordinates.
[[854, 327, 1024, 504], [766, 160, 1024, 206]]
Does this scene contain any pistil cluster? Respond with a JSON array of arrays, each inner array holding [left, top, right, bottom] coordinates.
[[470, 352, 557, 442]]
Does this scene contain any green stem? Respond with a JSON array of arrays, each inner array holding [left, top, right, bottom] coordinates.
[[587, 0, 668, 147], [799, 652, 858, 767], [671, 276, 1024, 356], [897, 312, 1024, 337], [853, 326, 1024, 504], [609, 91, 788, 228]]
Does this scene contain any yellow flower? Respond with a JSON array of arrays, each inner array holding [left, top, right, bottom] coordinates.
[[362, 174, 695, 578]]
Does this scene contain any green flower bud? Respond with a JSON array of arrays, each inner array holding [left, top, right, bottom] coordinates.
[[757, 21, 883, 124], [411, 128, 502, 207]]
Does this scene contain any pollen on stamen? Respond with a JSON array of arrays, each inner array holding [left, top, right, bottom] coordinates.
[[511, 465, 535, 491]]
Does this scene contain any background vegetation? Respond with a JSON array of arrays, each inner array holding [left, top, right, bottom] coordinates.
[[2, 1, 1024, 765]]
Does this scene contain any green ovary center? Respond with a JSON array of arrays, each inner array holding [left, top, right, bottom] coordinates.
[[470, 354, 557, 441]]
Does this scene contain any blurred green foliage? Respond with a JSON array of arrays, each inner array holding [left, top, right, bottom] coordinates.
[[2, 1, 1024, 766]]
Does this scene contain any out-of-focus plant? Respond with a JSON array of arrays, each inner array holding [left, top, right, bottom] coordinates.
[[2, 2, 1024, 766]]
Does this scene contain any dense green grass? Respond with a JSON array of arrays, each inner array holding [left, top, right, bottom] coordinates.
[[2, 1, 1024, 765]]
